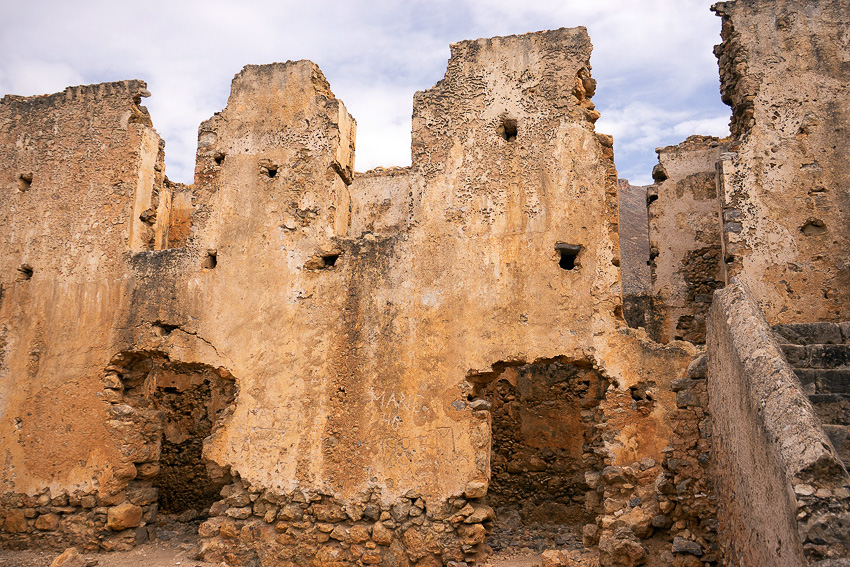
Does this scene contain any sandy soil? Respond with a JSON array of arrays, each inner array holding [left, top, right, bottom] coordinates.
[[483, 547, 600, 567], [1, 546, 601, 567], [0, 540, 219, 567]]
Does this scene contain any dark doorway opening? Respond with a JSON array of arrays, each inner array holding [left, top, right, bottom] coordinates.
[[103, 351, 236, 536], [471, 360, 607, 551]]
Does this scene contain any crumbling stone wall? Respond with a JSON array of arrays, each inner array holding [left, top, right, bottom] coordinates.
[[617, 179, 655, 333], [707, 282, 850, 565], [647, 135, 727, 344], [0, 28, 698, 566], [713, 0, 850, 323]]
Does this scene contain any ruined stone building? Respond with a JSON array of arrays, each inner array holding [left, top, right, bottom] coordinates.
[[1, 1, 848, 566]]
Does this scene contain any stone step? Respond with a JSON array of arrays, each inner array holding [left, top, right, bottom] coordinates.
[[823, 424, 849, 449], [807, 394, 850, 427], [796, 368, 850, 394], [781, 343, 850, 369], [772, 322, 850, 345], [809, 393, 850, 404]]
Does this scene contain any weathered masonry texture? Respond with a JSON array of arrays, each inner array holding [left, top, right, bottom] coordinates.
[[647, 136, 728, 345], [713, 0, 850, 324], [617, 179, 652, 333], [1, 1, 850, 566]]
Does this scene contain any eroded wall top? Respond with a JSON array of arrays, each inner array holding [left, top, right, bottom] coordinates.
[[714, 0, 850, 323]]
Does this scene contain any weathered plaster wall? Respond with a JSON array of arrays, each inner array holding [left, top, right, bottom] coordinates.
[[647, 135, 726, 344], [714, 0, 850, 324], [0, 27, 703, 566], [349, 167, 415, 237], [707, 282, 850, 566], [0, 80, 165, 499], [617, 179, 654, 332]]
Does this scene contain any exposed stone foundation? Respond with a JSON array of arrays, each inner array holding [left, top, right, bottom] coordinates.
[[199, 485, 491, 566]]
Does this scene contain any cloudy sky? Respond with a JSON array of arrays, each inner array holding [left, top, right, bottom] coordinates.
[[0, 0, 729, 186]]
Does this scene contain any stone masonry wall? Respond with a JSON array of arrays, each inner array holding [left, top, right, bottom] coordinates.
[[707, 282, 850, 566], [0, 29, 697, 565], [647, 135, 727, 344], [713, 0, 850, 324]]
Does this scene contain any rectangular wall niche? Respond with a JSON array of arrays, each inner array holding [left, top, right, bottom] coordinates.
[[473, 361, 607, 551], [103, 352, 237, 523]]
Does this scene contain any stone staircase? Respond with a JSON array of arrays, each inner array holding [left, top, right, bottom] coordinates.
[[773, 322, 850, 468]]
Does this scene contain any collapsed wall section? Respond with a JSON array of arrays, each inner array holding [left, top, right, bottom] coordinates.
[[713, 0, 850, 323], [472, 361, 607, 551], [647, 136, 727, 344], [617, 179, 653, 332]]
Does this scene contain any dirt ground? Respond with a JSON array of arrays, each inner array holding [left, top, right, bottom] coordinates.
[[0, 518, 218, 567], [0, 546, 595, 567], [0, 540, 219, 567], [484, 547, 599, 567]]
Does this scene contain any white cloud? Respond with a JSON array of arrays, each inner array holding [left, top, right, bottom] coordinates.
[[1, 60, 86, 98], [673, 116, 730, 138], [0, 0, 729, 184]]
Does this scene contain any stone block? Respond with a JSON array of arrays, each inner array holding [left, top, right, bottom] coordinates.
[[686, 355, 707, 379], [106, 503, 143, 531], [672, 536, 702, 556], [35, 513, 60, 531], [50, 548, 88, 567], [671, 377, 697, 392], [372, 521, 392, 545], [3, 510, 28, 533], [599, 527, 646, 567], [463, 481, 487, 499], [457, 523, 485, 545], [773, 323, 842, 346], [809, 345, 850, 369], [198, 517, 225, 538]]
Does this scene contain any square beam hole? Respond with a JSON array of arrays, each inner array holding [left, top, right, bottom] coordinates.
[[260, 163, 278, 179], [555, 243, 582, 271], [17, 264, 33, 281], [499, 118, 518, 142], [202, 250, 217, 269], [18, 173, 33, 192]]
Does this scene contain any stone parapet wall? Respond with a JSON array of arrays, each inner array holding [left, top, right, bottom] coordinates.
[[707, 281, 850, 565]]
